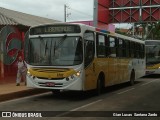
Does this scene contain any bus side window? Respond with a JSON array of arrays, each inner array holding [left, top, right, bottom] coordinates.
[[106, 36, 110, 56], [84, 31, 95, 67], [109, 36, 117, 57], [130, 42, 135, 58], [117, 38, 123, 57], [126, 41, 130, 57], [137, 43, 140, 58], [123, 40, 130, 57], [97, 34, 106, 57], [142, 44, 145, 58]]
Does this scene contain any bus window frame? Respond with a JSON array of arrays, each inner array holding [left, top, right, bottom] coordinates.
[[117, 38, 124, 58], [96, 33, 107, 58], [108, 36, 117, 58]]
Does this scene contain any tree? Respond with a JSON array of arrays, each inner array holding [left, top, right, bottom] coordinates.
[[148, 22, 160, 40], [141, 21, 160, 40], [115, 28, 128, 35]]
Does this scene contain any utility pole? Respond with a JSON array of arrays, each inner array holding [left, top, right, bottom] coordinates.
[[64, 4, 67, 22], [93, 0, 98, 27], [132, 23, 135, 36], [64, 4, 71, 22]]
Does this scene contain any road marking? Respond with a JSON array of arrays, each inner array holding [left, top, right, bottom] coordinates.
[[0, 92, 50, 105], [117, 88, 135, 95], [141, 79, 159, 86], [56, 99, 102, 117], [70, 99, 102, 111]]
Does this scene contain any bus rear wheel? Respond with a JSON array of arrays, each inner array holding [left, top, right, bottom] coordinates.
[[130, 71, 135, 86]]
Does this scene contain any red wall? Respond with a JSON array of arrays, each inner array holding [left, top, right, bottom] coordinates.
[[98, 0, 160, 24], [97, 0, 109, 29], [0, 26, 24, 84]]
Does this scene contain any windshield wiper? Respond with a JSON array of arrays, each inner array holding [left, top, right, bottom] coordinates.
[[49, 40, 52, 64], [28, 39, 31, 62], [44, 41, 48, 56], [53, 35, 67, 58], [53, 41, 56, 56], [55, 35, 67, 50], [147, 61, 160, 65]]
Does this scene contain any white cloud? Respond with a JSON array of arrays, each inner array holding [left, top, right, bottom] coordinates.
[[0, 0, 93, 21]]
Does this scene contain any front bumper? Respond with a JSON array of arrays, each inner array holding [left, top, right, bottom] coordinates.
[[145, 68, 160, 75], [26, 75, 83, 91]]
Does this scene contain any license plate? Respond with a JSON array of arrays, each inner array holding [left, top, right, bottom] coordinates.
[[46, 82, 55, 87]]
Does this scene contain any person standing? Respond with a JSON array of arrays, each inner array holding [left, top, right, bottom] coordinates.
[[16, 56, 27, 86]]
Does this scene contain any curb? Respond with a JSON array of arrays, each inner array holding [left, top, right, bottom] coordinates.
[[0, 89, 49, 102]]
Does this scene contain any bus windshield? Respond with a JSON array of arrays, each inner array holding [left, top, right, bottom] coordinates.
[[28, 36, 83, 66], [146, 44, 160, 65]]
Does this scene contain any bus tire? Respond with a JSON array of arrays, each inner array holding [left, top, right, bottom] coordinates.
[[130, 70, 135, 86], [51, 90, 61, 95], [95, 74, 105, 95]]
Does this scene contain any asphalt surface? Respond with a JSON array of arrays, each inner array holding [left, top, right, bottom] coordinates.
[[0, 76, 160, 120]]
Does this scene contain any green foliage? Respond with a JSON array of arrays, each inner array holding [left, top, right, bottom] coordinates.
[[115, 29, 127, 35], [147, 22, 160, 40]]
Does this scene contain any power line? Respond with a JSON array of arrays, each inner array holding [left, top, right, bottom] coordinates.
[[69, 7, 93, 18], [65, 4, 93, 22], [69, 10, 91, 19]]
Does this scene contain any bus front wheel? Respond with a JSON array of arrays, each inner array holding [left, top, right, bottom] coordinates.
[[51, 90, 61, 95], [95, 76, 104, 96]]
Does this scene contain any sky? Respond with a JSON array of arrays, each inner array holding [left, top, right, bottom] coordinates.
[[0, 0, 94, 22], [0, 0, 132, 28]]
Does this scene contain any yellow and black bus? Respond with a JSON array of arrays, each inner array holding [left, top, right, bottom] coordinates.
[[25, 23, 145, 94], [145, 40, 160, 75]]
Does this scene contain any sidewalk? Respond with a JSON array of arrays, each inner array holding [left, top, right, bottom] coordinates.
[[0, 82, 49, 102]]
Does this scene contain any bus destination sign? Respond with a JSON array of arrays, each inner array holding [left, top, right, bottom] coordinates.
[[30, 25, 81, 35]]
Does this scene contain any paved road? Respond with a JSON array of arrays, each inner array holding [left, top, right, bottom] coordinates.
[[0, 76, 160, 120]]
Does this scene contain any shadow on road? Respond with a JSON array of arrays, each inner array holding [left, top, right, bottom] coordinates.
[[36, 81, 143, 101], [103, 81, 140, 94], [142, 74, 160, 78]]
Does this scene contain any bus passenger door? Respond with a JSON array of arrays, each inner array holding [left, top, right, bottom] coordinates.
[[84, 31, 96, 91]]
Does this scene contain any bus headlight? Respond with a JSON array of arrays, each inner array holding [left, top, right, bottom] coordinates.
[[75, 71, 81, 77], [68, 71, 81, 81], [27, 70, 30, 74], [27, 70, 32, 77]]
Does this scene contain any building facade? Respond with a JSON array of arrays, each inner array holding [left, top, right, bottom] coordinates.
[[0, 7, 59, 84]]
